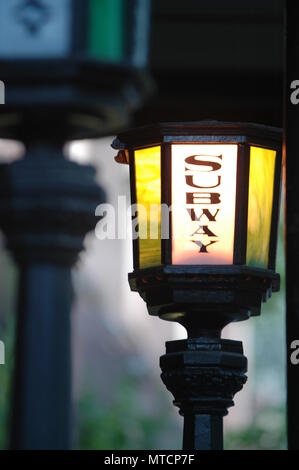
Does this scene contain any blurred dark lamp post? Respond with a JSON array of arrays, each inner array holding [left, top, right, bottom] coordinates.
[[113, 121, 282, 450], [0, 0, 152, 450], [0, 0, 152, 139]]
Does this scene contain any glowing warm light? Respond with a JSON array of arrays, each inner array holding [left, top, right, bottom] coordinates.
[[246, 146, 276, 268], [134, 146, 161, 268], [171, 144, 238, 265]]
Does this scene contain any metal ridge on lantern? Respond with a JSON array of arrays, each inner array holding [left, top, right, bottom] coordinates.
[[112, 121, 282, 450]]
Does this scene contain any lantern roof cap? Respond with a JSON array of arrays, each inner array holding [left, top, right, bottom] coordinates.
[[112, 120, 282, 150]]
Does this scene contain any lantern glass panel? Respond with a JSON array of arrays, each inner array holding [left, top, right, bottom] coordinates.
[[134, 146, 162, 268], [88, 0, 150, 66], [246, 146, 276, 268], [88, 0, 124, 62], [171, 144, 238, 265]]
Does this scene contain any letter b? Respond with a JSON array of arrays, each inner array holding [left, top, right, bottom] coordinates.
[[186, 192, 221, 205]]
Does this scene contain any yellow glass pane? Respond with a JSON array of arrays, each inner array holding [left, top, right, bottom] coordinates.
[[246, 146, 276, 268], [134, 146, 161, 268]]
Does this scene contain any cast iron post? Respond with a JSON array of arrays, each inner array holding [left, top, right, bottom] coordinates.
[[0, 137, 104, 449], [160, 330, 247, 450], [128, 265, 278, 451], [284, 0, 299, 451]]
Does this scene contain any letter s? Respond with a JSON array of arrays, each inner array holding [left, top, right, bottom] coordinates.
[[290, 80, 299, 105], [185, 155, 222, 172]]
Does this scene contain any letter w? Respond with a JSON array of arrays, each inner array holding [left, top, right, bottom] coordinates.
[[187, 208, 219, 222]]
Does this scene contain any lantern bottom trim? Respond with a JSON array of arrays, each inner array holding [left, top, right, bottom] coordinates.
[[129, 265, 279, 336]]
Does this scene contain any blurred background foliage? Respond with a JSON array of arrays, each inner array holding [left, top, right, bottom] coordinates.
[[0, 249, 17, 450], [224, 208, 286, 449], [225, 405, 286, 450], [77, 376, 181, 450]]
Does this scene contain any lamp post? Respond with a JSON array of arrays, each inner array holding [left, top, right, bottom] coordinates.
[[0, 0, 152, 449], [112, 121, 282, 450]]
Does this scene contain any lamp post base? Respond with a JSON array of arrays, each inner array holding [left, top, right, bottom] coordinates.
[[160, 336, 247, 451]]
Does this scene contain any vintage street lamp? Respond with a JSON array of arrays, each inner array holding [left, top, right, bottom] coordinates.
[[112, 121, 282, 450], [0, 0, 152, 449], [0, 0, 152, 139]]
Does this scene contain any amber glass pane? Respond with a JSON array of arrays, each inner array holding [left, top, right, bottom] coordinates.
[[246, 146, 276, 268], [134, 146, 161, 268]]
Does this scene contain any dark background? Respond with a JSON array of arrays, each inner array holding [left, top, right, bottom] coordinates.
[[134, 0, 283, 128]]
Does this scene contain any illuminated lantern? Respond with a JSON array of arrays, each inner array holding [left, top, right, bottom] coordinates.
[[113, 121, 282, 333]]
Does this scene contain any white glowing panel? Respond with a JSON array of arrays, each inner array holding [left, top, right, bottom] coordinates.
[[171, 144, 238, 265]]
